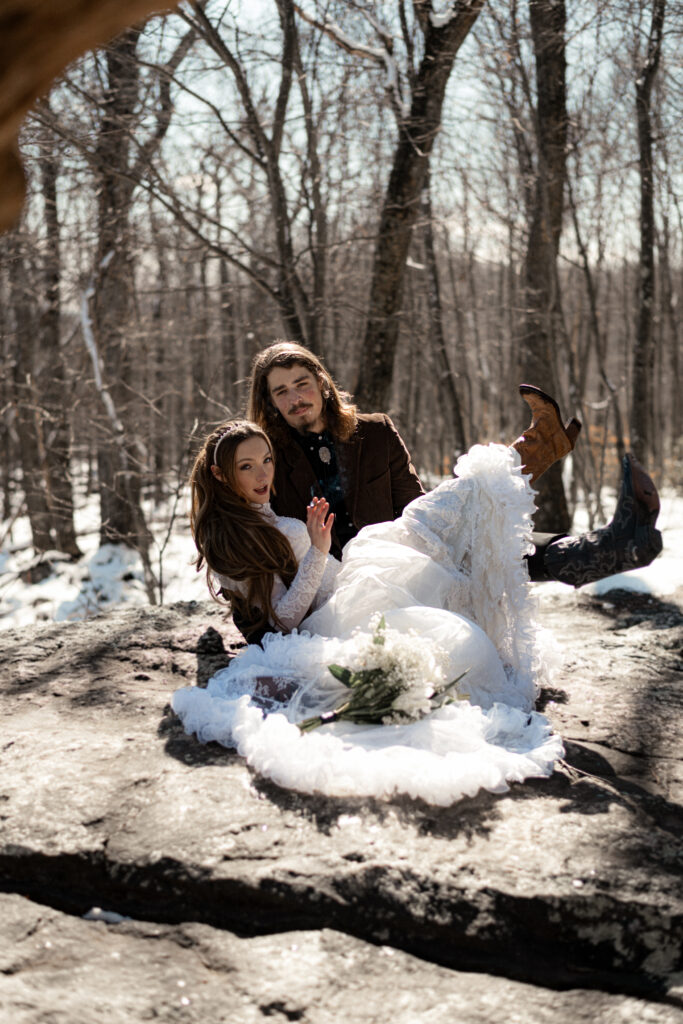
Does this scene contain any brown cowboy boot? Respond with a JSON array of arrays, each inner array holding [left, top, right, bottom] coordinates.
[[540, 454, 662, 586], [511, 384, 582, 485]]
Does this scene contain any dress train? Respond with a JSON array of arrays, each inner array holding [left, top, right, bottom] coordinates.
[[172, 444, 564, 804]]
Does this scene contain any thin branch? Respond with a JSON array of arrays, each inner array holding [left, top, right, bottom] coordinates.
[[133, 173, 286, 305], [129, 26, 198, 184], [182, 1, 268, 160], [133, 58, 265, 166], [398, 0, 416, 85], [272, 0, 297, 160], [293, 2, 409, 121]]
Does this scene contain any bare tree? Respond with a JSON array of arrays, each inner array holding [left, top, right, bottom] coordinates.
[[518, 0, 570, 530], [77, 24, 195, 556], [88, 28, 153, 549], [631, 0, 666, 463], [175, 0, 326, 349], [5, 232, 54, 556], [3, 0, 682, 575], [421, 169, 468, 455], [352, 0, 487, 409], [36, 111, 82, 557]]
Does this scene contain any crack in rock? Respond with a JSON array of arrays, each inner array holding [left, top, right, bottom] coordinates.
[[1, 597, 682, 1016]]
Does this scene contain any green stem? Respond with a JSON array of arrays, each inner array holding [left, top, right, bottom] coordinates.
[[298, 700, 351, 733]]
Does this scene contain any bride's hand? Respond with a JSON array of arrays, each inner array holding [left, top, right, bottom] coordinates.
[[306, 497, 335, 554]]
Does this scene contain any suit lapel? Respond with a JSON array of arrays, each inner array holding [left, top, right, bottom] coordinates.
[[337, 429, 362, 522]]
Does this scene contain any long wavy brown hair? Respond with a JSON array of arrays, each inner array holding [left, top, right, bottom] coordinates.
[[247, 341, 357, 448], [190, 419, 298, 637]]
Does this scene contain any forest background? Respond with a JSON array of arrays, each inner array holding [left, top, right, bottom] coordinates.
[[1, 0, 681, 608]]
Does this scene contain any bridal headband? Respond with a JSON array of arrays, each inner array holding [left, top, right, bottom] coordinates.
[[213, 424, 238, 466]]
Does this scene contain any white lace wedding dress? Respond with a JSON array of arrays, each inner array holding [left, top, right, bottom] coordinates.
[[172, 444, 563, 804]]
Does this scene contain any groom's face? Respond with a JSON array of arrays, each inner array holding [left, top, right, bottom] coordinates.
[[267, 363, 326, 434]]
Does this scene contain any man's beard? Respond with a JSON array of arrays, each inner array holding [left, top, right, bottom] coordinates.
[[290, 405, 323, 433]]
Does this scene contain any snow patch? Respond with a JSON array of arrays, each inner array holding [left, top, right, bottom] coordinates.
[[1, 480, 680, 633]]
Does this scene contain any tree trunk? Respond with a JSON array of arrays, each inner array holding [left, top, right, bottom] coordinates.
[[38, 136, 81, 557], [88, 25, 193, 556], [149, 210, 168, 503], [355, 1, 486, 410], [194, 251, 210, 426], [0, 270, 14, 521], [443, 226, 473, 434], [7, 238, 53, 553], [631, 0, 666, 464], [291, 11, 328, 355], [219, 256, 238, 413], [658, 214, 681, 462], [520, 0, 570, 532], [92, 28, 147, 548], [422, 172, 468, 455]]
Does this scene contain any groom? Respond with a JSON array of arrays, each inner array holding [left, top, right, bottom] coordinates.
[[246, 340, 661, 585], [246, 340, 424, 559]]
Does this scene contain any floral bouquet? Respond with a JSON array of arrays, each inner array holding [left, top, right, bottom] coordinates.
[[298, 615, 469, 732]]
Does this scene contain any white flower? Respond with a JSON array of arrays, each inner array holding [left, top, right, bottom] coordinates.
[[299, 616, 464, 731]]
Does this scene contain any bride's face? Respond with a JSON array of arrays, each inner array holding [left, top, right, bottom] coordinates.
[[233, 437, 274, 504]]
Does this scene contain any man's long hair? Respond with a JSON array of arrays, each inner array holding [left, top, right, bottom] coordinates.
[[190, 419, 298, 637], [247, 341, 357, 447]]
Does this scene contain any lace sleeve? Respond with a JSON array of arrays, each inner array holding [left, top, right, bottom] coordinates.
[[310, 553, 341, 612], [270, 545, 331, 631], [215, 508, 340, 632]]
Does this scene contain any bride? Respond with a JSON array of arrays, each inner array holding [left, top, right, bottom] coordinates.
[[172, 417, 661, 805]]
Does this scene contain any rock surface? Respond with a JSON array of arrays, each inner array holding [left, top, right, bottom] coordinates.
[[1, 590, 682, 1021], [1, 892, 681, 1024]]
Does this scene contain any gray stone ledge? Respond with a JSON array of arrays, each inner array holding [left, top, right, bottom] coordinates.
[[0, 593, 682, 1006], [2, 894, 682, 1024]]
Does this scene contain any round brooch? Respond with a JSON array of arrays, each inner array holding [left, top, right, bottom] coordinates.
[[318, 446, 332, 464]]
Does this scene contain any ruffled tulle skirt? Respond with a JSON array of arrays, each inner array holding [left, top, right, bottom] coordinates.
[[172, 444, 564, 805]]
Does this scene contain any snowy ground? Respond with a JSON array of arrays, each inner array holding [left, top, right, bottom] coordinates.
[[0, 489, 207, 632], [0, 482, 681, 634]]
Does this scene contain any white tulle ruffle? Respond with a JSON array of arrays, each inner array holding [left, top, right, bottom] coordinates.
[[172, 443, 563, 804], [173, 682, 562, 805]]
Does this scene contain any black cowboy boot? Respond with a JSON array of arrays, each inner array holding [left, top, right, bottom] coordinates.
[[537, 454, 662, 587]]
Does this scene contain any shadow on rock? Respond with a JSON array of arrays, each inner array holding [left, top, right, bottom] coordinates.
[[583, 589, 683, 632], [539, 741, 683, 840], [580, 591, 683, 838], [194, 625, 237, 687], [548, 587, 683, 849], [158, 703, 241, 767], [248, 767, 503, 842], [536, 686, 569, 711], [0, 602, 237, 699], [160, 625, 243, 766]]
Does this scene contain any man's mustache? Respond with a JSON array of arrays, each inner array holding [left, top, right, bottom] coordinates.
[[289, 403, 311, 414]]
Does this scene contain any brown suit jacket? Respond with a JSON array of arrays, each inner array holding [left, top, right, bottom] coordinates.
[[271, 413, 424, 556]]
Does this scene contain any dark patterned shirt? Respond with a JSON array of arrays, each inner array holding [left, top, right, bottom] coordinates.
[[292, 429, 357, 552]]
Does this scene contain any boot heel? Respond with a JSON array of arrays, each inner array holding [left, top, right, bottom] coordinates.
[[625, 454, 660, 523], [519, 384, 561, 417], [564, 418, 582, 447]]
